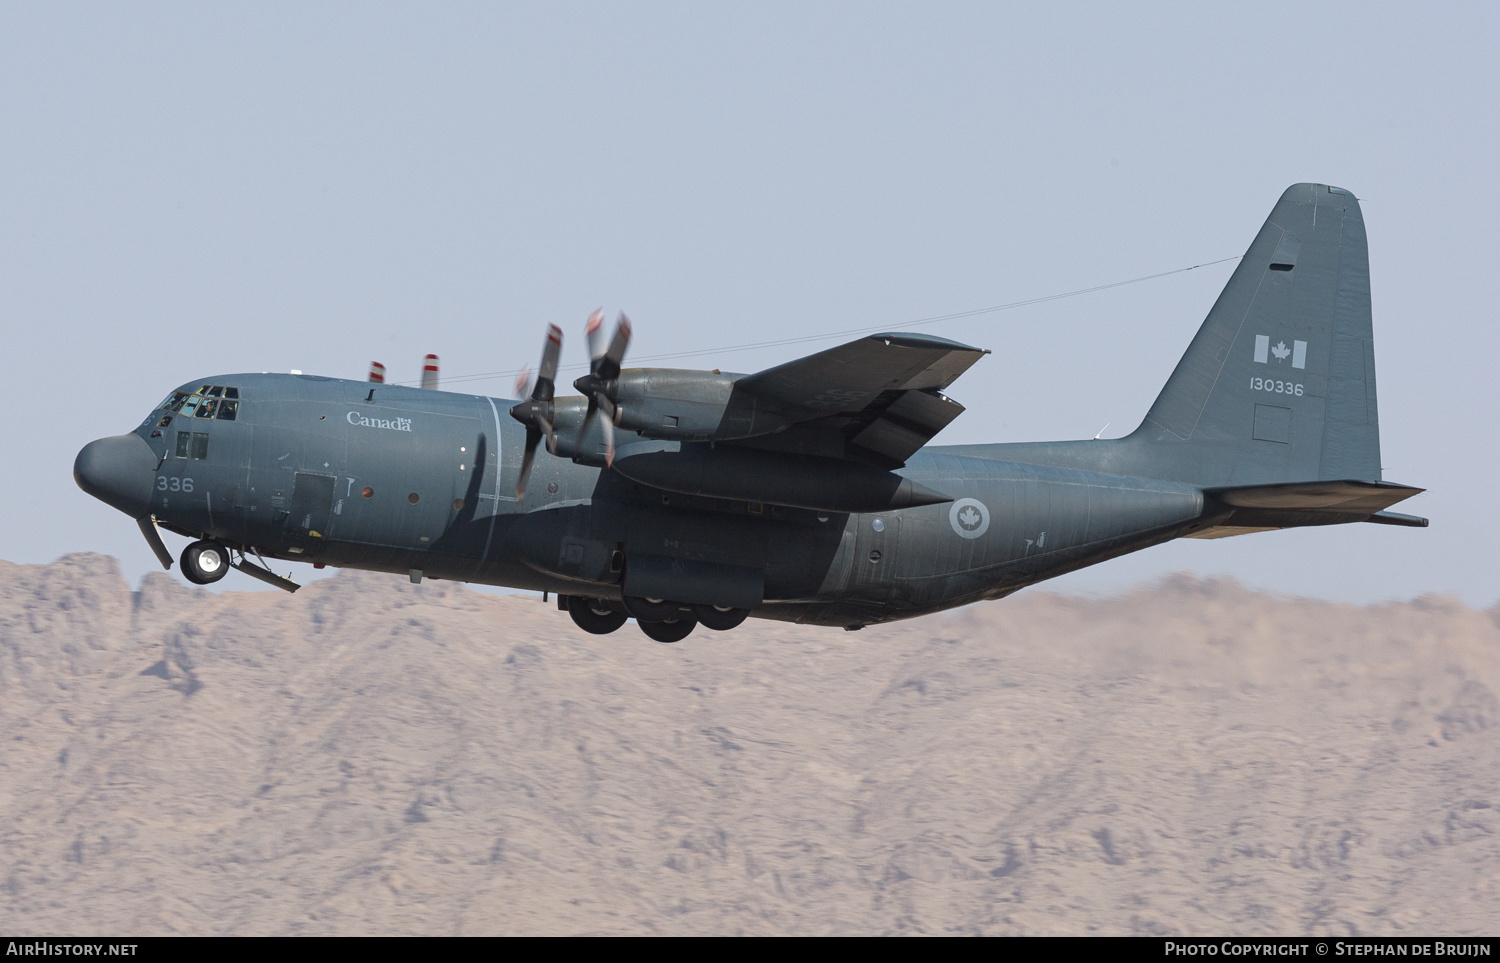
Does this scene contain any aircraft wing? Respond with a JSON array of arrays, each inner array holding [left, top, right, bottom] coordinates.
[[733, 333, 988, 467]]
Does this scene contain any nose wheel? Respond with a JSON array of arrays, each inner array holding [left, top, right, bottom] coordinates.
[[181, 540, 231, 585]]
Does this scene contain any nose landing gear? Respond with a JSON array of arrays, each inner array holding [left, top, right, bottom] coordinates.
[[181, 540, 231, 585]]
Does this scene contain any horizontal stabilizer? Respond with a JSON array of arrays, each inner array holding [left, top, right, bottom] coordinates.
[[1207, 479, 1423, 514]]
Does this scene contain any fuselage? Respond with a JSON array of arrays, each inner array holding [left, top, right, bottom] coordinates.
[[82, 372, 1214, 627]]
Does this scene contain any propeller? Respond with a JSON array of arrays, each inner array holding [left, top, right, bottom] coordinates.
[[508, 324, 563, 499], [573, 311, 631, 466]]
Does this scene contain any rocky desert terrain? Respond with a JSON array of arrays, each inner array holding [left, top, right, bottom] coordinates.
[[1, 553, 1497, 935]]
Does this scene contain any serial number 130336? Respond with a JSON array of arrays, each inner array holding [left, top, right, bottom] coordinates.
[[156, 476, 194, 492], [1251, 376, 1303, 397]]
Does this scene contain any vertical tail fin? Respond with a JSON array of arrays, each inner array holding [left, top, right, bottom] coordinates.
[[1133, 183, 1381, 486]]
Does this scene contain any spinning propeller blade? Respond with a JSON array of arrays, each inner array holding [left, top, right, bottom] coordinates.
[[509, 324, 564, 498], [574, 313, 631, 467], [584, 308, 606, 371]]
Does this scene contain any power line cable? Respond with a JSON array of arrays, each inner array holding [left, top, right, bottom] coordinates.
[[403, 255, 1241, 390]]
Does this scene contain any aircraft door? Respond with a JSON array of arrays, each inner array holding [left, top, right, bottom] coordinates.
[[285, 472, 336, 539]]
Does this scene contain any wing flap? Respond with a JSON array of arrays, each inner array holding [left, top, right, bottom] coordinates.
[[849, 388, 967, 465]]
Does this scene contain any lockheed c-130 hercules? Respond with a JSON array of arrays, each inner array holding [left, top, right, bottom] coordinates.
[[74, 184, 1425, 643]]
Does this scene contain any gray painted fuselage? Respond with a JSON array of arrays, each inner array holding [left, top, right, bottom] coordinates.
[[128, 374, 1208, 627]]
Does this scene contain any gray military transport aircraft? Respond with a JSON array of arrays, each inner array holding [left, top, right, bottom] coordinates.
[[75, 183, 1425, 643]]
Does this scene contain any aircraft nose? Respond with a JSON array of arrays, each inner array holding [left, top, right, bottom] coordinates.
[[74, 434, 157, 519]]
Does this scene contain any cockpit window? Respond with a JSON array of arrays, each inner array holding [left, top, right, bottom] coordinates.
[[175, 430, 210, 460], [160, 385, 238, 420]]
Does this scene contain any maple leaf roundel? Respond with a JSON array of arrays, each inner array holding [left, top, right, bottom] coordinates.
[[948, 498, 991, 540]]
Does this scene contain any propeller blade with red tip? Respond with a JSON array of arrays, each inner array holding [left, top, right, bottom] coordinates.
[[509, 324, 565, 498], [584, 308, 606, 372], [574, 313, 631, 464]]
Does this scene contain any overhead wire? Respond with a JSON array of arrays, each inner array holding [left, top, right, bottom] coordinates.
[[398, 255, 1242, 390]]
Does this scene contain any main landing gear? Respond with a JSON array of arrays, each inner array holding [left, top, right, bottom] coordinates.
[[180, 539, 231, 585], [566, 596, 629, 635], [562, 595, 753, 643]]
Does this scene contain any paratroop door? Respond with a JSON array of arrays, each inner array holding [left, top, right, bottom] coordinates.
[[285, 472, 336, 539]]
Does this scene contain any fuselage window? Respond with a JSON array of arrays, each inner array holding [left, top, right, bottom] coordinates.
[[215, 399, 238, 420], [191, 432, 210, 461], [175, 431, 191, 458]]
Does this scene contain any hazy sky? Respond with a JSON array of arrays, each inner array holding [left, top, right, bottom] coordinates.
[[4, 3, 1496, 604]]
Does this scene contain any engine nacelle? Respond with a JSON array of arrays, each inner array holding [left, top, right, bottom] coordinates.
[[545, 397, 612, 466], [612, 369, 795, 441]]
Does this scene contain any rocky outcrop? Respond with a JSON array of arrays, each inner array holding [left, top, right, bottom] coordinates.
[[2, 554, 1497, 935]]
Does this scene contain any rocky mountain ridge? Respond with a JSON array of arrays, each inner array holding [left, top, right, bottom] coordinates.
[[2, 554, 1497, 935]]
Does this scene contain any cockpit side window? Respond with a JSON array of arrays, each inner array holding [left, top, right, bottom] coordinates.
[[195, 398, 219, 419], [215, 399, 238, 420]]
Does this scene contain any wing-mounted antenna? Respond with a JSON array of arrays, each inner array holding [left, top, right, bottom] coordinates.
[[420, 354, 439, 390], [368, 362, 386, 384], [509, 325, 563, 498], [573, 310, 631, 466]]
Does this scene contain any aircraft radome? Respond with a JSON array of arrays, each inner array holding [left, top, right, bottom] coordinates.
[[75, 184, 1425, 643]]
